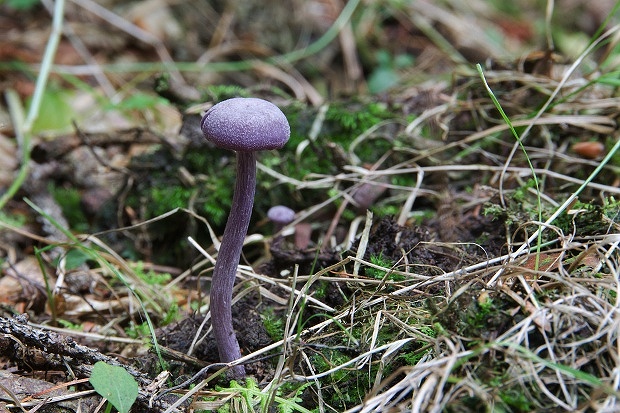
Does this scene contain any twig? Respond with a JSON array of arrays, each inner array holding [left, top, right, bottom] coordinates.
[[0, 316, 182, 412]]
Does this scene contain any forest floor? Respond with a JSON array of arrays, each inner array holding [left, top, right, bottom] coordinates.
[[0, 0, 619, 412]]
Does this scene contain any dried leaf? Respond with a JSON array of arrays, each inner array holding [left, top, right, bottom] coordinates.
[[571, 141, 605, 159]]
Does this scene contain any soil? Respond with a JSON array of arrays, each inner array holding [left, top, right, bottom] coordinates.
[[156, 298, 274, 380]]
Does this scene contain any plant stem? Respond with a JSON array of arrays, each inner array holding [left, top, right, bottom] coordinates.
[[0, 0, 65, 211], [210, 151, 256, 379]]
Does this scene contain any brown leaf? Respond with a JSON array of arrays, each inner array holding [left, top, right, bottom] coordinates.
[[0, 257, 49, 312], [572, 141, 605, 159], [521, 252, 562, 272]]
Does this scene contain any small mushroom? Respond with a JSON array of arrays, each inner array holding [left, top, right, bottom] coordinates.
[[201, 97, 290, 378], [267, 205, 295, 247]]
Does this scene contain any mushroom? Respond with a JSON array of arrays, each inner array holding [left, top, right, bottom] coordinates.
[[267, 205, 295, 248], [201, 97, 290, 378]]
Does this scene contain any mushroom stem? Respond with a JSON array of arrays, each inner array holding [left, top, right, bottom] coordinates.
[[202, 97, 290, 379], [210, 151, 255, 379]]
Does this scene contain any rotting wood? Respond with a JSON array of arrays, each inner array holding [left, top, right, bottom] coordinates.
[[0, 315, 184, 412]]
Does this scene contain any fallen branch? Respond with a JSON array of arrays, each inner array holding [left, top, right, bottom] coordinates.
[[0, 315, 183, 412]]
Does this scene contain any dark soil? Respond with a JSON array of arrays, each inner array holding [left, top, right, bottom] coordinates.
[[157, 297, 274, 381]]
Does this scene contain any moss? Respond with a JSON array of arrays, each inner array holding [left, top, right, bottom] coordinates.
[[48, 183, 89, 233], [313, 281, 328, 299], [483, 191, 618, 255], [311, 348, 370, 409], [203, 84, 251, 102], [433, 289, 513, 343], [148, 186, 194, 217], [366, 252, 405, 282], [116, 96, 410, 266], [555, 198, 620, 236], [280, 99, 398, 181], [132, 261, 172, 285], [260, 307, 285, 341], [498, 388, 535, 412]]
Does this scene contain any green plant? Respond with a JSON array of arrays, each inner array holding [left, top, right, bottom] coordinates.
[[260, 307, 285, 341], [325, 101, 393, 137], [162, 304, 180, 325], [133, 262, 172, 285], [105, 92, 170, 112], [553, 200, 611, 236], [30, 87, 74, 133], [206, 378, 313, 413], [24, 198, 168, 369], [3, 0, 40, 10], [89, 361, 138, 413], [400, 325, 437, 365], [602, 197, 619, 219], [498, 387, 534, 412], [0, 211, 26, 228], [204, 84, 250, 101], [470, 295, 494, 321], [48, 183, 89, 232], [57, 319, 84, 331], [309, 347, 372, 409], [366, 252, 404, 282], [312, 349, 352, 383], [59, 248, 91, 270], [368, 50, 415, 93], [401, 348, 427, 366], [125, 320, 151, 339], [0, 0, 65, 210], [201, 175, 234, 226], [149, 186, 194, 218], [478, 64, 545, 255], [312, 281, 328, 299]]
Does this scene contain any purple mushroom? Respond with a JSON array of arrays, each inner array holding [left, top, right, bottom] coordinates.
[[267, 205, 296, 248], [267, 205, 295, 230], [201, 97, 290, 378]]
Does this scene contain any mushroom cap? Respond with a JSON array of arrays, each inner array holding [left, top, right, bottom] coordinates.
[[201, 97, 291, 152], [267, 205, 295, 225]]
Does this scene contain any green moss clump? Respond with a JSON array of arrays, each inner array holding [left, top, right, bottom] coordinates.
[[260, 308, 285, 341], [149, 186, 194, 217], [117, 96, 409, 266], [433, 289, 512, 342], [48, 183, 89, 233], [203, 84, 251, 102], [366, 252, 405, 282], [311, 348, 370, 408], [281, 100, 397, 180]]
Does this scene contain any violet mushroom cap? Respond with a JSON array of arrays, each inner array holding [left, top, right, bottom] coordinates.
[[267, 205, 295, 229], [267, 205, 295, 249], [202, 98, 290, 151], [201, 97, 290, 379]]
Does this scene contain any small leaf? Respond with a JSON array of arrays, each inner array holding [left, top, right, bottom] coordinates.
[[393, 53, 414, 68], [108, 92, 169, 111], [89, 361, 138, 413], [368, 67, 400, 93], [63, 249, 90, 270], [30, 89, 73, 133]]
